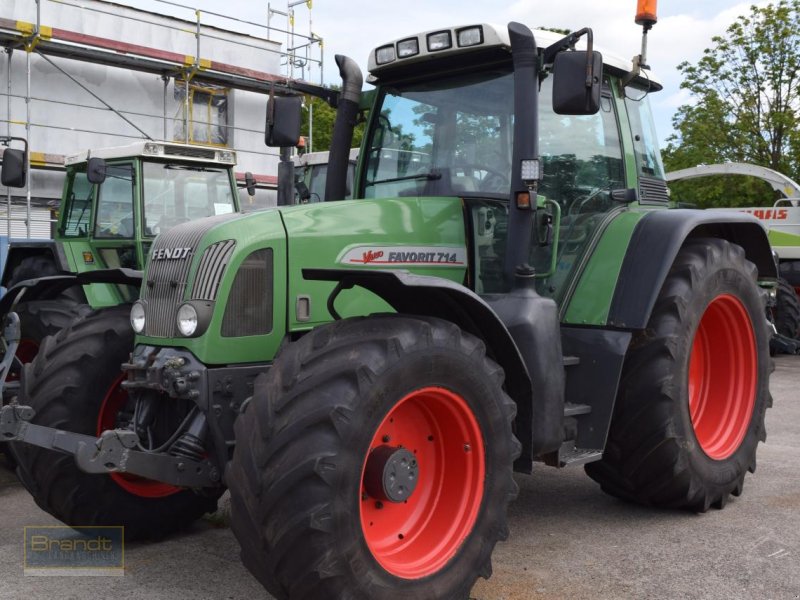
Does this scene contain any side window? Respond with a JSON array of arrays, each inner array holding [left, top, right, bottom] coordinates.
[[471, 77, 625, 298], [538, 77, 625, 212], [94, 164, 135, 239], [61, 171, 93, 238], [535, 78, 626, 299], [625, 92, 665, 179]]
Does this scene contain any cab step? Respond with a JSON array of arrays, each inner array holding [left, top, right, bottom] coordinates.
[[556, 443, 603, 467]]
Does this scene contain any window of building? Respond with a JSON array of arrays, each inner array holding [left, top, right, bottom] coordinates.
[[174, 82, 230, 146]]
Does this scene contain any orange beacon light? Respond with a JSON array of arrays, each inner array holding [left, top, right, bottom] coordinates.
[[635, 0, 658, 27]]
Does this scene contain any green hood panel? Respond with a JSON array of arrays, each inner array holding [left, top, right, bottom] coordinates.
[[281, 197, 468, 329], [135, 199, 467, 365]]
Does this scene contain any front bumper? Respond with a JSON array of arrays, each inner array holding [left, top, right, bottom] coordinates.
[[1, 344, 269, 488]]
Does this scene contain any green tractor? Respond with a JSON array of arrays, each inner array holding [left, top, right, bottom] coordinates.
[[0, 140, 247, 381], [1, 12, 775, 600]]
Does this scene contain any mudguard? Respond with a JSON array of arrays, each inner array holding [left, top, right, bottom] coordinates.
[[608, 209, 776, 329], [0, 268, 142, 316], [303, 268, 537, 471]]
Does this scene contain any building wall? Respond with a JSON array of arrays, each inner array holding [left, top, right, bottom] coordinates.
[[0, 0, 282, 221]]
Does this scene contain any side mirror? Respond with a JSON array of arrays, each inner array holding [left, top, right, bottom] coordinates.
[[1, 148, 26, 188], [244, 171, 256, 196], [265, 96, 302, 148], [552, 50, 603, 115], [87, 157, 107, 184]]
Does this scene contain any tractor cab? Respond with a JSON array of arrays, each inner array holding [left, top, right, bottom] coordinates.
[[60, 141, 239, 272], [359, 25, 667, 302]]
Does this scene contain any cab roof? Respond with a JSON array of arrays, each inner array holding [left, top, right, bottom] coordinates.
[[367, 23, 661, 90], [65, 141, 237, 166]]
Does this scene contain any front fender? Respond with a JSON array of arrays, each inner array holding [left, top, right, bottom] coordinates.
[[0, 268, 142, 316], [303, 268, 536, 470]]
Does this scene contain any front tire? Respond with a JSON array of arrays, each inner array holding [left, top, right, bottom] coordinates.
[[12, 304, 218, 539], [586, 238, 771, 511], [227, 315, 520, 599]]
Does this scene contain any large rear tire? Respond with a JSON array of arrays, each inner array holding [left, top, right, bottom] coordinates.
[[586, 238, 771, 511], [227, 315, 520, 600], [11, 304, 218, 540], [774, 278, 800, 340]]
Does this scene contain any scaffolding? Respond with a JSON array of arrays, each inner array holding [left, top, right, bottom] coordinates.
[[0, 0, 328, 237]]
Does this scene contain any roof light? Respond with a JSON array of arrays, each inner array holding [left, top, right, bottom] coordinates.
[[375, 45, 396, 65], [397, 38, 420, 58], [457, 26, 483, 47], [143, 142, 164, 156], [427, 31, 452, 52]]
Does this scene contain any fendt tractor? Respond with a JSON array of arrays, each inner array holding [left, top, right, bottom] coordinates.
[[0, 4, 776, 599]]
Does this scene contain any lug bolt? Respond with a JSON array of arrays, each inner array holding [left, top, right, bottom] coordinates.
[[382, 435, 391, 443], [464, 443, 471, 452], [375, 501, 384, 510]]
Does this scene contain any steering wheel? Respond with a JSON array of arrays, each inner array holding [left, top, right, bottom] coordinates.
[[452, 163, 509, 192]]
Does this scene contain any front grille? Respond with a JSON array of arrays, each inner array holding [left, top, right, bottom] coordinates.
[[142, 214, 237, 337], [222, 249, 274, 337], [192, 240, 236, 300], [164, 145, 216, 160]]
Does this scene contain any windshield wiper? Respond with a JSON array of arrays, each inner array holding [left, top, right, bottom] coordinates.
[[164, 165, 219, 172], [367, 171, 442, 186]]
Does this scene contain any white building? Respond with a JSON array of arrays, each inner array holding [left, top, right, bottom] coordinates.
[[0, 0, 313, 237]]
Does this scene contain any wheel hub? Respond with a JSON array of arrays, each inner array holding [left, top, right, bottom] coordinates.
[[363, 445, 419, 503]]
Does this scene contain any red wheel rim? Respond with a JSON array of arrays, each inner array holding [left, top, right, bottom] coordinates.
[[360, 387, 485, 579], [688, 294, 757, 460], [97, 374, 181, 498]]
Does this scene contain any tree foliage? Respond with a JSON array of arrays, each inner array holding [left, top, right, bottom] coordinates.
[[300, 90, 365, 153], [663, 0, 800, 207]]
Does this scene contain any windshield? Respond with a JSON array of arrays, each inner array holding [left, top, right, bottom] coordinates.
[[142, 162, 235, 236], [363, 68, 514, 199]]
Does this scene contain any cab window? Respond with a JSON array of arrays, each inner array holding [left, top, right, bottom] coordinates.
[[94, 164, 135, 238]]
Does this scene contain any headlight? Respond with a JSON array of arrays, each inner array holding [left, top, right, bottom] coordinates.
[[130, 301, 146, 334], [177, 303, 198, 337]]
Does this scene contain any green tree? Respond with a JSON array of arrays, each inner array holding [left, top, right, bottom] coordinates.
[[663, 0, 800, 207], [300, 90, 365, 153]]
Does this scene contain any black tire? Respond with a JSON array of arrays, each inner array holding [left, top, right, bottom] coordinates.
[[4, 254, 91, 381], [774, 278, 800, 339], [585, 238, 771, 511], [779, 260, 800, 288], [1, 297, 91, 468], [227, 315, 520, 600], [6, 255, 84, 303], [11, 304, 218, 540]]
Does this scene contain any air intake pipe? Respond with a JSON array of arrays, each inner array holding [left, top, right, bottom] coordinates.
[[324, 55, 363, 202]]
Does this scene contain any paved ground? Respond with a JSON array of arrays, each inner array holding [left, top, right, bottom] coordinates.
[[1, 355, 798, 600]]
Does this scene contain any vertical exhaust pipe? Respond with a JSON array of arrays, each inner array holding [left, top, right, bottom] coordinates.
[[324, 55, 362, 202]]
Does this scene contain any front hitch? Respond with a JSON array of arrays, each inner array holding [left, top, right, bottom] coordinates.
[[0, 403, 220, 487]]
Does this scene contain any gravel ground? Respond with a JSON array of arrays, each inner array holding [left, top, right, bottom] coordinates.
[[1, 355, 798, 600]]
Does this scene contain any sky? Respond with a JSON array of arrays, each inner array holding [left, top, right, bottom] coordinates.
[[118, 0, 771, 146]]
